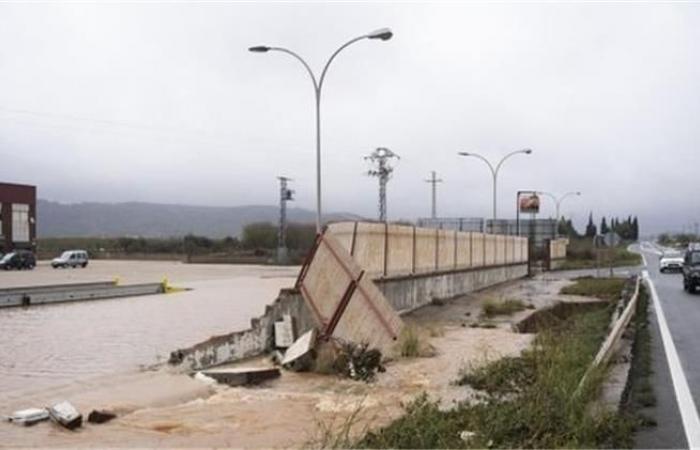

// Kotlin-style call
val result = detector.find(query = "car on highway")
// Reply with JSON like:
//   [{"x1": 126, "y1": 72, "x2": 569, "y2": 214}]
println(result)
[
  {"x1": 660, "y1": 251, "x2": 685, "y2": 273},
  {"x1": 51, "y1": 250, "x2": 89, "y2": 269},
  {"x1": 0, "y1": 250, "x2": 36, "y2": 270},
  {"x1": 682, "y1": 244, "x2": 700, "y2": 293}
]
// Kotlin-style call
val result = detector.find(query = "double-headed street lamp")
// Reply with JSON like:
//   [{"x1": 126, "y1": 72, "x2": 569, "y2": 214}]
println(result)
[
  {"x1": 457, "y1": 149, "x2": 532, "y2": 221},
  {"x1": 537, "y1": 191, "x2": 582, "y2": 222},
  {"x1": 249, "y1": 28, "x2": 393, "y2": 233},
  {"x1": 537, "y1": 191, "x2": 582, "y2": 237}
]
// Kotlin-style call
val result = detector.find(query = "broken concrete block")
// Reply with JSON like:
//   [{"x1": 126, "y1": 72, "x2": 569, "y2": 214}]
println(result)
[
  {"x1": 281, "y1": 329, "x2": 317, "y2": 371},
  {"x1": 8, "y1": 408, "x2": 49, "y2": 426},
  {"x1": 47, "y1": 401, "x2": 82, "y2": 430},
  {"x1": 274, "y1": 314, "x2": 295, "y2": 348},
  {"x1": 87, "y1": 410, "x2": 117, "y2": 424},
  {"x1": 199, "y1": 367, "x2": 280, "y2": 387}
]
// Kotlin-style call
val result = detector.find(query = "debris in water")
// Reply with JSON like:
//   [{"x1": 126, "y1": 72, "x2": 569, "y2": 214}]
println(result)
[
  {"x1": 274, "y1": 314, "x2": 295, "y2": 348},
  {"x1": 193, "y1": 371, "x2": 217, "y2": 385},
  {"x1": 333, "y1": 340, "x2": 384, "y2": 382},
  {"x1": 281, "y1": 329, "x2": 316, "y2": 371},
  {"x1": 48, "y1": 401, "x2": 82, "y2": 430},
  {"x1": 199, "y1": 367, "x2": 280, "y2": 387},
  {"x1": 87, "y1": 410, "x2": 117, "y2": 424},
  {"x1": 7, "y1": 408, "x2": 49, "y2": 426}
]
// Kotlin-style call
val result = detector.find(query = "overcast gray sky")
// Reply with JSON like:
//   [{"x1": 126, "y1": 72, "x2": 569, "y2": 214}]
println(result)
[{"x1": 1, "y1": 2, "x2": 699, "y2": 233}]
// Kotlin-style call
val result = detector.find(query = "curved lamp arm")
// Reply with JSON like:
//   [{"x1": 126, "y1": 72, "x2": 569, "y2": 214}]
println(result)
[
  {"x1": 458, "y1": 152, "x2": 496, "y2": 177},
  {"x1": 318, "y1": 35, "x2": 368, "y2": 92},
  {"x1": 557, "y1": 191, "x2": 581, "y2": 207},
  {"x1": 494, "y1": 148, "x2": 532, "y2": 176},
  {"x1": 537, "y1": 191, "x2": 557, "y2": 204},
  {"x1": 267, "y1": 47, "x2": 319, "y2": 91}
]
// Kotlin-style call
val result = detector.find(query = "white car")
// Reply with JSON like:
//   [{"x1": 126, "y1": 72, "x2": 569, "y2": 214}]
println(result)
[
  {"x1": 660, "y1": 251, "x2": 684, "y2": 273},
  {"x1": 51, "y1": 250, "x2": 89, "y2": 269}
]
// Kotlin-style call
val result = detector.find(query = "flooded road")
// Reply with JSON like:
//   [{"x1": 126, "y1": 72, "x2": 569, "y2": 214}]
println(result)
[{"x1": 0, "y1": 261, "x2": 298, "y2": 398}]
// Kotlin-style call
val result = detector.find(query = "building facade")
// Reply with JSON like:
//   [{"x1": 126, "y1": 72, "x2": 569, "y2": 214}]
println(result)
[{"x1": 0, "y1": 182, "x2": 37, "y2": 253}]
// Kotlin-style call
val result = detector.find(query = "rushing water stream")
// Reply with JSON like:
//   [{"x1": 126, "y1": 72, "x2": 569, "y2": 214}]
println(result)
[{"x1": 0, "y1": 261, "x2": 298, "y2": 398}]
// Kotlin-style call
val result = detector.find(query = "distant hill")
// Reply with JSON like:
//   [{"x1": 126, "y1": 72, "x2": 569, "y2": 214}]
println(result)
[{"x1": 37, "y1": 199, "x2": 363, "y2": 238}]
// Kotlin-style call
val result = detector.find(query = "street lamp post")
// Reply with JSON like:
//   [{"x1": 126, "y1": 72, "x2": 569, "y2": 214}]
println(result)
[
  {"x1": 457, "y1": 149, "x2": 532, "y2": 222},
  {"x1": 249, "y1": 28, "x2": 393, "y2": 233},
  {"x1": 537, "y1": 191, "x2": 582, "y2": 237}
]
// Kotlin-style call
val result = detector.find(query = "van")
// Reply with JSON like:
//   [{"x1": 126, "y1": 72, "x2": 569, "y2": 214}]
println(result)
[
  {"x1": 51, "y1": 250, "x2": 89, "y2": 269},
  {"x1": 0, "y1": 250, "x2": 36, "y2": 270}
]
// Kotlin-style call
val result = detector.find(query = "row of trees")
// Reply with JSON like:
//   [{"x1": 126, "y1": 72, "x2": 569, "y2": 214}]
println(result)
[
  {"x1": 38, "y1": 222, "x2": 317, "y2": 258},
  {"x1": 558, "y1": 214, "x2": 640, "y2": 241}
]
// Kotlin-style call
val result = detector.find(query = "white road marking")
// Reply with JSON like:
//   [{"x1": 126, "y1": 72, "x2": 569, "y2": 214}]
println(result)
[
  {"x1": 643, "y1": 269, "x2": 700, "y2": 448},
  {"x1": 642, "y1": 252, "x2": 648, "y2": 267}
]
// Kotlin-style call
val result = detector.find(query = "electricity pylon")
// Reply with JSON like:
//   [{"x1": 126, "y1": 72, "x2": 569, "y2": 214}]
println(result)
[{"x1": 365, "y1": 147, "x2": 399, "y2": 222}]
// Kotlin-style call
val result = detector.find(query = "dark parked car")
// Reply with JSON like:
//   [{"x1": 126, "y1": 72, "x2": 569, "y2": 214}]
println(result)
[
  {"x1": 682, "y1": 244, "x2": 700, "y2": 293},
  {"x1": 0, "y1": 250, "x2": 36, "y2": 270}
]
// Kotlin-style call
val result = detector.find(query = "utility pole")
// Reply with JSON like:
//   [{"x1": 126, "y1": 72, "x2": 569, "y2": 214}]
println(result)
[
  {"x1": 277, "y1": 176, "x2": 294, "y2": 264},
  {"x1": 424, "y1": 171, "x2": 443, "y2": 219},
  {"x1": 365, "y1": 147, "x2": 399, "y2": 222}
]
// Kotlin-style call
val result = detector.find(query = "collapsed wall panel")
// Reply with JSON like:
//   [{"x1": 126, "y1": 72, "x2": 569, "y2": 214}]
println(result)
[{"x1": 296, "y1": 232, "x2": 403, "y2": 354}]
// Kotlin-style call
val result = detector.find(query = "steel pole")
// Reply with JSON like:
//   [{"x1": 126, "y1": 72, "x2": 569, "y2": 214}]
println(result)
[
  {"x1": 315, "y1": 90, "x2": 321, "y2": 232},
  {"x1": 492, "y1": 171, "x2": 498, "y2": 222}
]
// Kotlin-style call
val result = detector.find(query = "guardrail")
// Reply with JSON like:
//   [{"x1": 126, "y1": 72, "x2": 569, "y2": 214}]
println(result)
[
  {"x1": 576, "y1": 275, "x2": 641, "y2": 393},
  {"x1": 0, "y1": 281, "x2": 166, "y2": 308}
]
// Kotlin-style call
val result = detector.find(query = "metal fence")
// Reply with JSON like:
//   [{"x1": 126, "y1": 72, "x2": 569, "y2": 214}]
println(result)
[
  {"x1": 416, "y1": 217, "x2": 557, "y2": 249},
  {"x1": 416, "y1": 217, "x2": 485, "y2": 232}
]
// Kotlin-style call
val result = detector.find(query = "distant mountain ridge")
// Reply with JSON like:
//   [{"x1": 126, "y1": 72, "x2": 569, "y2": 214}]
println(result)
[{"x1": 37, "y1": 199, "x2": 363, "y2": 238}]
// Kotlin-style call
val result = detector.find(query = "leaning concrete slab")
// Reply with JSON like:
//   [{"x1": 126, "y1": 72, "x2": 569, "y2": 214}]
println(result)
[
  {"x1": 281, "y1": 329, "x2": 316, "y2": 369},
  {"x1": 296, "y1": 232, "x2": 403, "y2": 354}
]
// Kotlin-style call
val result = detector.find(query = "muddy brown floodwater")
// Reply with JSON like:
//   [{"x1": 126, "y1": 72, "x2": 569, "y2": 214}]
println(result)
[{"x1": 0, "y1": 260, "x2": 298, "y2": 401}]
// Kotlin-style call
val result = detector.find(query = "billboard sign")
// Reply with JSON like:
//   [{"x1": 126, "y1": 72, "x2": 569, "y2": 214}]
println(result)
[{"x1": 518, "y1": 192, "x2": 540, "y2": 214}]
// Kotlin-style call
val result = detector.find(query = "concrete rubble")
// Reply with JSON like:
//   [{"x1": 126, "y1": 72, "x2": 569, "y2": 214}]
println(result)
[{"x1": 199, "y1": 367, "x2": 281, "y2": 387}]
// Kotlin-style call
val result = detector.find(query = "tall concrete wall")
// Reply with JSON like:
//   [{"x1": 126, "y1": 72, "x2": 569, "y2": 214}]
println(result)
[
  {"x1": 170, "y1": 222, "x2": 530, "y2": 371},
  {"x1": 326, "y1": 222, "x2": 528, "y2": 277},
  {"x1": 377, "y1": 264, "x2": 528, "y2": 313}
]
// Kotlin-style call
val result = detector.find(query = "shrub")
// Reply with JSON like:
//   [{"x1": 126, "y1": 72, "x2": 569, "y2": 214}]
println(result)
[{"x1": 481, "y1": 299, "x2": 527, "y2": 318}]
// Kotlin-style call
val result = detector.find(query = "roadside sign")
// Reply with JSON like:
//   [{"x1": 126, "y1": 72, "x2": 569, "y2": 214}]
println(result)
[
  {"x1": 518, "y1": 192, "x2": 540, "y2": 214},
  {"x1": 603, "y1": 232, "x2": 621, "y2": 248}
]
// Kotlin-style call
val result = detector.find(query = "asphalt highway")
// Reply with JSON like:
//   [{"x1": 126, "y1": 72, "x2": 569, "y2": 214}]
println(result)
[{"x1": 634, "y1": 243, "x2": 700, "y2": 448}]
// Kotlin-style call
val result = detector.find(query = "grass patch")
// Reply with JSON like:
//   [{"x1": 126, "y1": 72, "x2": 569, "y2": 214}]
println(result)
[
  {"x1": 357, "y1": 305, "x2": 636, "y2": 448},
  {"x1": 560, "y1": 276, "x2": 626, "y2": 301},
  {"x1": 557, "y1": 238, "x2": 642, "y2": 270},
  {"x1": 397, "y1": 325, "x2": 437, "y2": 358},
  {"x1": 481, "y1": 298, "x2": 527, "y2": 318}
]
